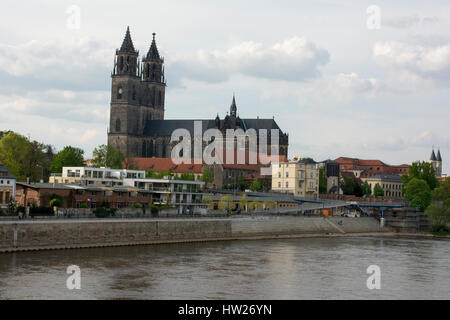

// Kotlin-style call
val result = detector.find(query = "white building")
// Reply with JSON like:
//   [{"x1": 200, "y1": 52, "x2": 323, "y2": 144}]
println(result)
[{"x1": 50, "y1": 167, "x2": 146, "y2": 186}]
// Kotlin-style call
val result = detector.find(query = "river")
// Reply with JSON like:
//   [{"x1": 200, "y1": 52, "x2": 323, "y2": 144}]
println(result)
[{"x1": 0, "y1": 237, "x2": 449, "y2": 299}]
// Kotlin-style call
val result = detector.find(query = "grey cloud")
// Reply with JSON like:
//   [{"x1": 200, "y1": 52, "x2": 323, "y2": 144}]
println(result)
[{"x1": 166, "y1": 37, "x2": 330, "y2": 86}]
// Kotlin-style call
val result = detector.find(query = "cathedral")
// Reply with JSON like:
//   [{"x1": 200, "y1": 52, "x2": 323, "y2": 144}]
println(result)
[{"x1": 108, "y1": 27, "x2": 289, "y2": 159}]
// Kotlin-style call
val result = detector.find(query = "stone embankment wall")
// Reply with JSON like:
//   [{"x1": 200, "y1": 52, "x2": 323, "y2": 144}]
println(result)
[{"x1": 0, "y1": 216, "x2": 384, "y2": 252}]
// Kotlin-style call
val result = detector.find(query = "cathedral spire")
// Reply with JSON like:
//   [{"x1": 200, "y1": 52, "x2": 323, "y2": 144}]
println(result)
[
  {"x1": 230, "y1": 94, "x2": 237, "y2": 118},
  {"x1": 146, "y1": 32, "x2": 161, "y2": 60},
  {"x1": 119, "y1": 26, "x2": 137, "y2": 53},
  {"x1": 430, "y1": 148, "x2": 437, "y2": 161}
]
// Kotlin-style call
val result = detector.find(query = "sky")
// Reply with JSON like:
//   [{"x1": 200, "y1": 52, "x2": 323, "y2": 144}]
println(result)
[{"x1": 0, "y1": 0, "x2": 449, "y2": 174}]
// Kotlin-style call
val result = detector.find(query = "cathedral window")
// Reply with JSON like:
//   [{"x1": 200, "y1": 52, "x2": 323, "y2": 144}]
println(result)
[
  {"x1": 115, "y1": 119, "x2": 121, "y2": 132},
  {"x1": 117, "y1": 87, "x2": 123, "y2": 99}
]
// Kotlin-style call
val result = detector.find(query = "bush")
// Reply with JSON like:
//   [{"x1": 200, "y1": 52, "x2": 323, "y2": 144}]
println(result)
[
  {"x1": 93, "y1": 207, "x2": 111, "y2": 218},
  {"x1": 49, "y1": 198, "x2": 62, "y2": 208},
  {"x1": 430, "y1": 223, "x2": 450, "y2": 236}
]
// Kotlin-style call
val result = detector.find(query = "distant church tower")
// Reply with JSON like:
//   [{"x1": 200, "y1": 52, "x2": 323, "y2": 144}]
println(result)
[{"x1": 430, "y1": 148, "x2": 443, "y2": 177}]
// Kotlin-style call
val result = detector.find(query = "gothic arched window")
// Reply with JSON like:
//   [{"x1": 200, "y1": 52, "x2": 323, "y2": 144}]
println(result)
[
  {"x1": 115, "y1": 119, "x2": 121, "y2": 132},
  {"x1": 142, "y1": 141, "x2": 147, "y2": 157},
  {"x1": 158, "y1": 91, "x2": 162, "y2": 106},
  {"x1": 117, "y1": 86, "x2": 123, "y2": 99}
]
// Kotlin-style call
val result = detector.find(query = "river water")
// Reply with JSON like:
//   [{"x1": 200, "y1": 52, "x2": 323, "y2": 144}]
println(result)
[{"x1": 0, "y1": 237, "x2": 449, "y2": 300}]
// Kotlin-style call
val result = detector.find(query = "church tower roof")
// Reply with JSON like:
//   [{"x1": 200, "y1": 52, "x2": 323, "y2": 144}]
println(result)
[
  {"x1": 430, "y1": 149, "x2": 437, "y2": 161},
  {"x1": 119, "y1": 26, "x2": 137, "y2": 53},
  {"x1": 437, "y1": 149, "x2": 442, "y2": 162},
  {"x1": 230, "y1": 94, "x2": 237, "y2": 118},
  {"x1": 146, "y1": 33, "x2": 160, "y2": 60}
]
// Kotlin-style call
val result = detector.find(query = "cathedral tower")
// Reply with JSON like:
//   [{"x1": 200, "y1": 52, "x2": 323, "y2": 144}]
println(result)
[
  {"x1": 430, "y1": 148, "x2": 443, "y2": 177},
  {"x1": 141, "y1": 33, "x2": 166, "y2": 120},
  {"x1": 108, "y1": 27, "x2": 142, "y2": 157}
]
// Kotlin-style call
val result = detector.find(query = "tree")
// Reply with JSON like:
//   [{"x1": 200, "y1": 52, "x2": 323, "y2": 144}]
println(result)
[
  {"x1": 340, "y1": 174, "x2": 362, "y2": 196},
  {"x1": 362, "y1": 181, "x2": 372, "y2": 197},
  {"x1": 50, "y1": 146, "x2": 85, "y2": 173},
  {"x1": 239, "y1": 194, "x2": 248, "y2": 211},
  {"x1": 218, "y1": 195, "x2": 233, "y2": 212},
  {"x1": 404, "y1": 178, "x2": 432, "y2": 212},
  {"x1": 432, "y1": 177, "x2": 450, "y2": 202},
  {"x1": 200, "y1": 167, "x2": 214, "y2": 184},
  {"x1": 319, "y1": 167, "x2": 327, "y2": 194},
  {"x1": 0, "y1": 132, "x2": 48, "y2": 182},
  {"x1": 373, "y1": 183, "x2": 384, "y2": 197},
  {"x1": 92, "y1": 144, "x2": 125, "y2": 169},
  {"x1": 179, "y1": 172, "x2": 195, "y2": 181},
  {"x1": 402, "y1": 161, "x2": 438, "y2": 191},
  {"x1": 250, "y1": 178, "x2": 263, "y2": 192}
]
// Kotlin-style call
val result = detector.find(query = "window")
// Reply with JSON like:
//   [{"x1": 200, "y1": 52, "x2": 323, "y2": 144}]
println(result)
[
  {"x1": 286, "y1": 172, "x2": 289, "y2": 178},
  {"x1": 278, "y1": 182, "x2": 281, "y2": 188},
  {"x1": 115, "y1": 118, "x2": 121, "y2": 132},
  {"x1": 117, "y1": 87, "x2": 123, "y2": 99},
  {"x1": 278, "y1": 172, "x2": 281, "y2": 178},
  {"x1": 285, "y1": 181, "x2": 289, "y2": 188}
]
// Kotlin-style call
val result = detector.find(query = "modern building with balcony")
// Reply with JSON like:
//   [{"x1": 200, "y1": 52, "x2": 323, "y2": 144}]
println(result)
[{"x1": 49, "y1": 167, "x2": 146, "y2": 187}]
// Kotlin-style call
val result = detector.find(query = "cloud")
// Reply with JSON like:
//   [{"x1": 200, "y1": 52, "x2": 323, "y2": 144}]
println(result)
[
  {"x1": 168, "y1": 37, "x2": 330, "y2": 85},
  {"x1": 0, "y1": 90, "x2": 109, "y2": 123},
  {"x1": 0, "y1": 38, "x2": 113, "y2": 92},
  {"x1": 373, "y1": 41, "x2": 450, "y2": 78},
  {"x1": 294, "y1": 72, "x2": 380, "y2": 105}
]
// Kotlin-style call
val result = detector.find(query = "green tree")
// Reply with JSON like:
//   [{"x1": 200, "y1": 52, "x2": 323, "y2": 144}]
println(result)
[
  {"x1": 362, "y1": 181, "x2": 372, "y2": 197},
  {"x1": 200, "y1": 167, "x2": 214, "y2": 184},
  {"x1": 250, "y1": 178, "x2": 263, "y2": 192},
  {"x1": 404, "y1": 178, "x2": 432, "y2": 212},
  {"x1": 402, "y1": 161, "x2": 438, "y2": 190},
  {"x1": 340, "y1": 174, "x2": 362, "y2": 196},
  {"x1": 432, "y1": 177, "x2": 450, "y2": 202},
  {"x1": 239, "y1": 194, "x2": 248, "y2": 211},
  {"x1": 319, "y1": 167, "x2": 327, "y2": 194},
  {"x1": 179, "y1": 172, "x2": 195, "y2": 181},
  {"x1": 218, "y1": 195, "x2": 233, "y2": 212},
  {"x1": 50, "y1": 146, "x2": 85, "y2": 173},
  {"x1": 0, "y1": 132, "x2": 48, "y2": 182},
  {"x1": 373, "y1": 183, "x2": 384, "y2": 197},
  {"x1": 92, "y1": 144, "x2": 125, "y2": 169}
]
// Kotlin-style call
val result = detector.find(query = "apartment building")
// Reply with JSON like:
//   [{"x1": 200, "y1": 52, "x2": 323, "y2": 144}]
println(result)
[{"x1": 271, "y1": 158, "x2": 319, "y2": 198}]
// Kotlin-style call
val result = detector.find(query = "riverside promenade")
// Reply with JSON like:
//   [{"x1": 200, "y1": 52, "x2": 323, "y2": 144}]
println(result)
[{"x1": 0, "y1": 215, "x2": 395, "y2": 253}]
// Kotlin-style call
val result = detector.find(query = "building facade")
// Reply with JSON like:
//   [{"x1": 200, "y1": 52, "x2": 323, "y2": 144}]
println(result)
[
  {"x1": 271, "y1": 159, "x2": 319, "y2": 198},
  {"x1": 107, "y1": 27, "x2": 289, "y2": 159},
  {"x1": 50, "y1": 167, "x2": 146, "y2": 186},
  {"x1": 0, "y1": 164, "x2": 16, "y2": 209},
  {"x1": 361, "y1": 174, "x2": 403, "y2": 198}
]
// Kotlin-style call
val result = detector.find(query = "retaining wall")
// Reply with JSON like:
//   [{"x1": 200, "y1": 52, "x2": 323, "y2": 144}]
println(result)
[{"x1": 0, "y1": 216, "x2": 384, "y2": 252}]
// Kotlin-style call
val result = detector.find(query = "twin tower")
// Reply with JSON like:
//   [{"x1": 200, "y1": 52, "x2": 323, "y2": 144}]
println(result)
[{"x1": 108, "y1": 27, "x2": 166, "y2": 156}]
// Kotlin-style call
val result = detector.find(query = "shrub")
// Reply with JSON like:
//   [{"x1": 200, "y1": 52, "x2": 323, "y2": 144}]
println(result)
[
  {"x1": 49, "y1": 198, "x2": 62, "y2": 208},
  {"x1": 93, "y1": 207, "x2": 110, "y2": 218},
  {"x1": 430, "y1": 223, "x2": 450, "y2": 236}
]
